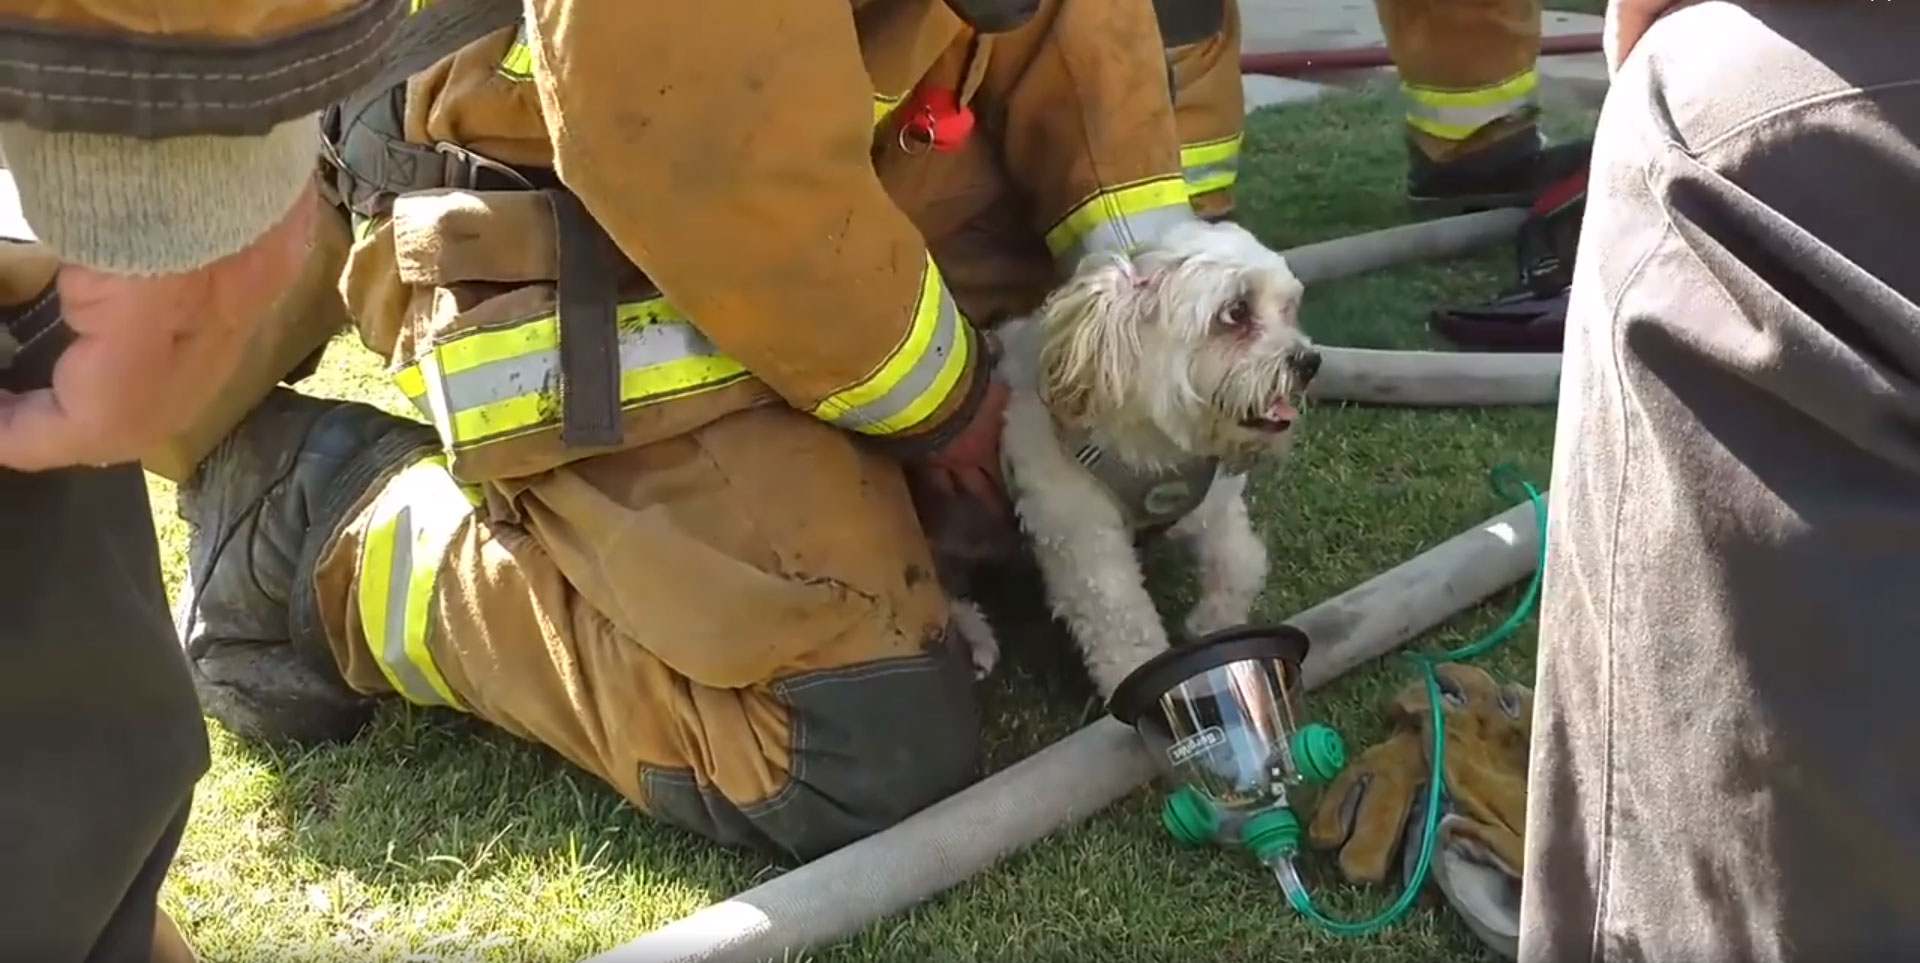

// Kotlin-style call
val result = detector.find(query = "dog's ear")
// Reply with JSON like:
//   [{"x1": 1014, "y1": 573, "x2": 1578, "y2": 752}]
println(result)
[{"x1": 1036, "y1": 251, "x2": 1145, "y2": 426}]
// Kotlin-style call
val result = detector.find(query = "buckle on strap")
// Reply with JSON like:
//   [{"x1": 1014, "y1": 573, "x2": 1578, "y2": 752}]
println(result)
[{"x1": 435, "y1": 142, "x2": 536, "y2": 193}]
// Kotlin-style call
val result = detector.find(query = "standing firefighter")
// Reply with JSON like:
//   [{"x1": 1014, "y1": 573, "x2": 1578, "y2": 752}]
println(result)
[
  {"x1": 176, "y1": 0, "x2": 1234, "y2": 865},
  {"x1": 1154, "y1": 0, "x2": 1590, "y2": 219},
  {"x1": 0, "y1": 2, "x2": 407, "y2": 960},
  {"x1": 1375, "y1": 0, "x2": 1591, "y2": 214}
]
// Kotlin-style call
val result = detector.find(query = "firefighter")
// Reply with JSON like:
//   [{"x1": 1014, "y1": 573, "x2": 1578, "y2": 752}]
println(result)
[
  {"x1": 176, "y1": 0, "x2": 1221, "y2": 865},
  {"x1": 1375, "y1": 0, "x2": 1592, "y2": 214}
]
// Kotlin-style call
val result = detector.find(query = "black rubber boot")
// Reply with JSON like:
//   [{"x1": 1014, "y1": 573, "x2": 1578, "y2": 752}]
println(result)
[
  {"x1": 1406, "y1": 126, "x2": 1592, "y2": 218},
  {"x1": 175, "y1": 387, "x2": 440, "y2": 747}
]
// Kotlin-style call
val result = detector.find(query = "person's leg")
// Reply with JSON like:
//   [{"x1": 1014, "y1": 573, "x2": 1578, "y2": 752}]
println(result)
[
  {"x1": 1372, "y1": 0, "x2": 1588, "y2": 215},
  {"x1": 1162, "y1": 0, "x2": 1245, "y2": 221},
  {"x1": 1522, "y1": 3, "x2": 1920, "y2": 958},
  {"x1": 180, "y1": 389, "x2": 981, "y2": 864},
  {"x1": 0, "y1": 242, "x2": 210, "y2": 962}
]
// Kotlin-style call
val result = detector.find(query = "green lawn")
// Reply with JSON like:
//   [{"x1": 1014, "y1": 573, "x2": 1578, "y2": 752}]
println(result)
[{"x1": 147, "y1": 85, "x2": 1594, "y2": 961}]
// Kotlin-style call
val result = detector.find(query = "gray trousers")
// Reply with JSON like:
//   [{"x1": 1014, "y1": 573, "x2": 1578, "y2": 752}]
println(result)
[
  {"x1": 0, "y1": 281, "x2": 209, "y2": 961},
  {"x1": 1521, "y1": 2, "x2": 1920, "y2": 959}
]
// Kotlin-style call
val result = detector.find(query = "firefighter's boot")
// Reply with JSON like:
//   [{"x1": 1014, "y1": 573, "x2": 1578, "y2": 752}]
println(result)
[
  {"x1": 175, "y1": 387, "x2": 440, "y2": 746},
  {"x1": 1406, "y1": 126, "x2": 1592, "y2": 217}
]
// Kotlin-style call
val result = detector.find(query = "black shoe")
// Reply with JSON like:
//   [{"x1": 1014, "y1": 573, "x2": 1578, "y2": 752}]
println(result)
[
  {"x1": 1406, "y1": 127, "x2": 1592, "y2": 218},
  {"x1": 176, "y1": 388, "x2": 439, "y2": 746}
]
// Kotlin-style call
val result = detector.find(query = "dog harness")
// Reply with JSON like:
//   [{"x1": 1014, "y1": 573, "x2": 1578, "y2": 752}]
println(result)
[{"x1": 1041, "y1": 423, "x2": 1222, "y2": 533}]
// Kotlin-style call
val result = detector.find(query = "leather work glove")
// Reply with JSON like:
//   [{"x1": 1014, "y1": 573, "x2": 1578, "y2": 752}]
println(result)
[{"x1": 1306, "y1": 662, "x2": 1533, "y2": 959}]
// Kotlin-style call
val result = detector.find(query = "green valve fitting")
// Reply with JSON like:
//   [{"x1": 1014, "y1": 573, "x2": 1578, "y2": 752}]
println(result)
[
  {"x1": 1241, "y1": 807, "x2": 1303, "y2": 864},
  {"x1": 1290, "y1": 723, "x2": 1348, "y2": 784},
  {"x1": 1161, "y1": 786, "x2": 1220, "y2": 847}
]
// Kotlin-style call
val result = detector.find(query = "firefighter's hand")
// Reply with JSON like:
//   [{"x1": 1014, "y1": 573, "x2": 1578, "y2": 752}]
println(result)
[
  {"x1": 0, "y1": 183, "x2": 317, "y2": 472},
  {"x1": 1604, "y1": 0, "x2": 1694, "y2": 73},
  {"x1": 909, "y1": 374, "x2": 1013, "y2": 523}
]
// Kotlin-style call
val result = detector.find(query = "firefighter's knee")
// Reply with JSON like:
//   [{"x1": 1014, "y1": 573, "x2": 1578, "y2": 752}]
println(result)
[{"x1": 642, "y1": 631, "x2": 984, "y2": 864}]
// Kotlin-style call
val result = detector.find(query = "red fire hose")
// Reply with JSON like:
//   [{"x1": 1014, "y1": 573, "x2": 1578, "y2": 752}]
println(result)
[{"x1": 1240, "y1": 34, "x2": 1603, "y2": 76}]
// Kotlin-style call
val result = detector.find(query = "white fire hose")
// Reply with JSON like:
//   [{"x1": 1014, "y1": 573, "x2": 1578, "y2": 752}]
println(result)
[
  {"x1": 590, "y1": 497, "x2": 1545, "y2": 963},
  {"x1": 1279, "y1": 207, "x2": 1563, "y2": 409}
]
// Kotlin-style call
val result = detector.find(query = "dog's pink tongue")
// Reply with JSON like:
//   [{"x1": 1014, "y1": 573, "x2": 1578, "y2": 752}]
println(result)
[{"x1": 1266, "y1": 400, "x2": 1298, "y2": 423}]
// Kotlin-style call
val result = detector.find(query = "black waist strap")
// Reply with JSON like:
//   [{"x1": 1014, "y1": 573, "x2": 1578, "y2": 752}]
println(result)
[{"x1": 546, "y1": 189, "x2": 624, "y2": 448}]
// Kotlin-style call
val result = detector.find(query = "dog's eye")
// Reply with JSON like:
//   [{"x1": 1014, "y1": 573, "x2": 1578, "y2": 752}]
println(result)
[{"x1": 1222, "y1": 298, "x2": 1253, "y2": 328}]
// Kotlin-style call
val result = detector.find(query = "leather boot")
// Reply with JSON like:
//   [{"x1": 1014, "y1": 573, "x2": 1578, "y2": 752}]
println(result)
[
  {"x1": 1405, "y1": 126, "x2": 1592, "y2": 218},
  {"x1": 176, "y1": 387, "x2": 440, "y2": 747}
]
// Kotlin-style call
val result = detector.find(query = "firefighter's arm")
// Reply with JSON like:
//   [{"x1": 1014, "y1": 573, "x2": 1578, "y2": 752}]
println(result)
[
  {"x1": 524, "y1": 0, "x2": 989, "y2": 456},
  {"x1": 987, "y1": 0, "x2": 1198, "y2": 273},
  {"x1": 0, "y1": 0, "x2": 401, "y2": 273}
]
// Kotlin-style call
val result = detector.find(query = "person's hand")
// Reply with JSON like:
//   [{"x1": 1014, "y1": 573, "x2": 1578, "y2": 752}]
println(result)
[
  {"x1": 908, "y1": 374, "x2": 1012, "y2": 522},
  {"x1": 0, "y1": 183, "x2": 319, "y2": 472},
  {"x1": 1605, "y1": 0, "x2": 1692, "y2": 74}
]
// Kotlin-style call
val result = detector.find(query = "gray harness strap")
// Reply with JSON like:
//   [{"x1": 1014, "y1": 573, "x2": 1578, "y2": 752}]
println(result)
[{"x1": 1049, "y1": 423, "x2": 1220, "y2": 532}]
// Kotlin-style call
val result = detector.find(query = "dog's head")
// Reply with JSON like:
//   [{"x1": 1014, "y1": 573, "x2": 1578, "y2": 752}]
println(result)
[{"x1": 1035, "y1": 220, "x2": 1317, "y2": 464}]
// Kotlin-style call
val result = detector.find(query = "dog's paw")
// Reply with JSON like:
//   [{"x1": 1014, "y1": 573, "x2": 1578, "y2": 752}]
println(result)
[
  {"x1": 1183, "y1": 596, "x2": 1249, "y2": 640},
  {"x1": 950, "y1": 599, "x2": 1000, "y2": 680}
]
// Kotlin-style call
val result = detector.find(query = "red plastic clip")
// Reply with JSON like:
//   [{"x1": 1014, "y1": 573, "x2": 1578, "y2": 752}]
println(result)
[{"x1": 901, "y1": 86, "x2": 975, "y2": 153}]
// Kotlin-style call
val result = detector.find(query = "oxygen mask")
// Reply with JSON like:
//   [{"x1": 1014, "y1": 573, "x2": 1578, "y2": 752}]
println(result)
[{"x1": 1108, "y1": 625, "x2": 1347, "y2": 867}]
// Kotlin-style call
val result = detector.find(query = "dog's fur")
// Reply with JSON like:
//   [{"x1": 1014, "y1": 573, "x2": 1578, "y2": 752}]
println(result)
[{"x1": 935, "y1": 220, "x2": 1318, "y2": 697}]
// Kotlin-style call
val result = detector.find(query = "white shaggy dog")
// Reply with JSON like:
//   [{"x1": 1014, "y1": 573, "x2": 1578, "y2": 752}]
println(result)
[{"x1": 939, "y1": 219, "x2": 1319, "y2": 698}]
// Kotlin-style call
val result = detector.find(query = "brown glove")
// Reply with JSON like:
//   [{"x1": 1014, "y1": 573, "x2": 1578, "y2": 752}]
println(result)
[
  {"x1": 1304, "y1": 725, "x2": 1428, "y2": 884},
  {"x1": 1306, "y1": 662, "x2": 1533, "y2": 883}
]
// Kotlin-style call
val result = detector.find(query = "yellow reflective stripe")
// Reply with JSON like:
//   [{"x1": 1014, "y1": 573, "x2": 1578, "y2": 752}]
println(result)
[
  {"x1": 1403, "y1": 69, "x2": 1540, "y2": 142},
  {"x1": 408, "y1": 0, "x2": 431, "y2": 12},
  {"x1": 354, "y1": 454, "x2": 480, "y2": 710},
  {"x1": 498, "y1": 19, "x2": 534, "y2": 80},
  {"x1": 393, "y1": 363, "x2": 426, "y2": 404},
  {"x1": 396, "y1": 298, "x2": 750, "y2": 450},
  {"x1": 874, "y1": 92, "x2": 904, "y2": 127},
  {"x1": 808, "y1": 257, "x2": 970, "y2": 436},
  {"x1": 352, "y1": 212, "x2": 386, "y2": 244},
  {"x1": 1044, "y1": 176, "x2": 1198, "y2": 265},
  {"x1": 1181, "y1": 133, "x2": 1241, "y2": 197}
]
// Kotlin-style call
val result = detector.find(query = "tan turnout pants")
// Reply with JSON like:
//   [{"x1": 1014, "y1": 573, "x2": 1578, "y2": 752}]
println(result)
[
  {"x1": 1374, "y1": 0, "x2": 1543, "y2": 160},
  {"x1": 1165, "y1": 0, "x2": 1246, "y2": 219}
]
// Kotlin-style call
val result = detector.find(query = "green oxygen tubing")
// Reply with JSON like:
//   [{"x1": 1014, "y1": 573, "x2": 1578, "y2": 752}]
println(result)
[{"x1": 1281, "y1": 464, "x2": 1548, "y2": 936}]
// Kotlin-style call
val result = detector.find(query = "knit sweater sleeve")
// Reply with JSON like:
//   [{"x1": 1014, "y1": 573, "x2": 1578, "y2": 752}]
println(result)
[{"x1": 0, "y1": 115, "x2": 321, "y2": 275}]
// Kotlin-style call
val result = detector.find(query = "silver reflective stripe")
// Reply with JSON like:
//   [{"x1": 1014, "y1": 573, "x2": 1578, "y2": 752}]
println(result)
[
  {"x1": 1184, "y1": 156, "x2": 1237, "y2": 190},
  {"x1": 379, "y1": 505, "x2": 457, "y2": 707},
  {"x1": 1057, "y1": 205, "x2": 1198, "y2": 268},
  {"x1": 830, "y1": 291, "x2": 962, "y2": 432},
  {"x1": 1406, "y1": 98, "x2": 1534, "y2": 136},
  {"x1": 436, "y1": 320, "x2": 728, "y2": 416}
]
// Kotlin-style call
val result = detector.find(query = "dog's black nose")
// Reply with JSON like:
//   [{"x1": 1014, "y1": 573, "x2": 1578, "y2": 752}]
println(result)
[{"x1": 1292, "y1": 348, "x2": 1323, "y2": 383}]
